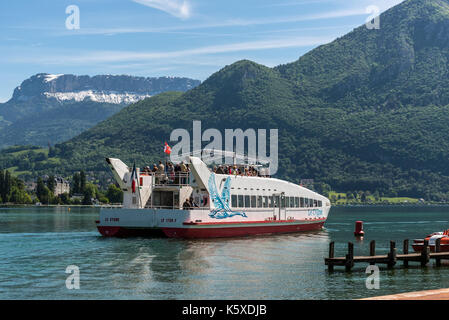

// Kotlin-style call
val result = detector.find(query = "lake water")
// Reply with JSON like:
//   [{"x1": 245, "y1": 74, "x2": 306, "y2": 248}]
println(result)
[{"x1": 1, "y1": 205, "x2": 449, "y2": 300}]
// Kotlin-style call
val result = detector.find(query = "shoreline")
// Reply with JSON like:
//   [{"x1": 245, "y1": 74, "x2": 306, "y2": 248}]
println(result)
[
  {"x1": 333, "y1": 203, "x2": 449, "y2": 207},
  {"x1": 0, "y1": 204, "x2": 120, "y2": 208}
]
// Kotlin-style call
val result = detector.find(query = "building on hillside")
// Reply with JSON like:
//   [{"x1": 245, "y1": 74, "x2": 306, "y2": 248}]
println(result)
[
  {"x1": 54, "y1": 177, "x2": 70, "y2": 196},
  {"x1": 42, "y1": 176, "x2": 70, "y2": 196}
]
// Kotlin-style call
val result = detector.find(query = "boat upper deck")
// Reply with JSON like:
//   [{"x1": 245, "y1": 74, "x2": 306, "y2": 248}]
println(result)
[{"x1": 138, "y1": 162, "x2": 272, "y2": 188}]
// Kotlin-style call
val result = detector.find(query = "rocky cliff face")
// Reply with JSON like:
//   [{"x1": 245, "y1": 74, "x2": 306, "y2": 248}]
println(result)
[
  {"x1": 0, "y1": 73, "x2": 200, "y2": 147},
  {"x1": 11, "y1": 73, "x2": 200, "y2": 104}
]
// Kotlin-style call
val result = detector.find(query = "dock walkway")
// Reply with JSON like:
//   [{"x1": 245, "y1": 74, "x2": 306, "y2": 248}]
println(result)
[{"x1": 325, "y1": 239, "x2": 449, "y2": 271}]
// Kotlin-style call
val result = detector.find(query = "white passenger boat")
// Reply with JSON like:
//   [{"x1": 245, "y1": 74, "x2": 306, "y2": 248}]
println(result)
[{"x1": 96, "y1": 154, "x2": 331, "y2": 238}]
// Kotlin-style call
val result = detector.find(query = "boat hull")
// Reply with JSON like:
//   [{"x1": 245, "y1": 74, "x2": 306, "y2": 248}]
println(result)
[
  {"x1": 96, "y1": 207, "x2": 329, "y2": 239},
  {"x1": 97, "y1": 225, "x2": 166, "y2": 238},
  {"x1": 412, "y1": 242, "x2": 449, "y2": 253},
  {"x1": 162, "y1": 220, "x2": 325, "y2": 238},
  {"x1": 97, "y1": 220, "x2": 325, "y2": 239}
]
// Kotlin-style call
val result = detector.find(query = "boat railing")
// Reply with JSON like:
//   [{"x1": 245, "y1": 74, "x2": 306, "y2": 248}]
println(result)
[
  {"x1": 140, "y1": 172, "x2": 191, "y2": 187},
  {"x1": 144, "y1": 205, "x2": 211, "y2": 210}
]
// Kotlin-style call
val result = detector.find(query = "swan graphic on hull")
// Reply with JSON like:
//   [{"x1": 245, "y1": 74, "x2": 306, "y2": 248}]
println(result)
[{"x1": 208, "y1": 173, "x2": 247, "y2": 219}]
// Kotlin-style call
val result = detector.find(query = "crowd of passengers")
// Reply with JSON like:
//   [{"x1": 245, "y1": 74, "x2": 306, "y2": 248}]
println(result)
[
  {"x1": 212, "y1": 165, "x2": 270, "y2": 177},
  {"x1": 140, "y1": 161, "x2": 270, "y2": 183},
  {"x1": 141, "y1": 161, "x2": 191, "y2": 175},
  {"x1": 140, "y1": 161, "x2": 190, "y2": 184}
]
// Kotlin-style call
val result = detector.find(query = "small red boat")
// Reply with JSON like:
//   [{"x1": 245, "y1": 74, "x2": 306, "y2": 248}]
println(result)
[{"x1": 412, "y1": 230, "x2": 449, "y2": 252}]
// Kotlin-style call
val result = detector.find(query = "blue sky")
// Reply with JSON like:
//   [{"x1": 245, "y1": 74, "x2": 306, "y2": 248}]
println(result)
[{"x1": 0, "y1": 0, "x2": 403, "y2": 102}]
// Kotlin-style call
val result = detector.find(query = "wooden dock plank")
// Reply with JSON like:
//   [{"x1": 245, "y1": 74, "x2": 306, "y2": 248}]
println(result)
[{"x1": 325, "y1": 240, "x2": 449, "y2": 271}]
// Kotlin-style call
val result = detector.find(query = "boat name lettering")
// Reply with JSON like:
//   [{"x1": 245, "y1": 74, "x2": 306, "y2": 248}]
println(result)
[{"x1": 308, "y1": 209, "x2": 323, "y2": 217}]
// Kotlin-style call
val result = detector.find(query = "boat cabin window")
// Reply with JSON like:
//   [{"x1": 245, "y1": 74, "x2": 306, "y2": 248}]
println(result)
[
  {"x1": 232, "y1": 195, "x2": 237, "y2": 207},
  {"x1": 238, "y1": 195, "x2": 244, "y2": 207},
  {"x1": 257, "y1": 196, "x2": 263, "y2": 208},
  {"x1": 263, "y1": 196, "x2": 268, "y2": 208},
  {"x1": 244, "y1": 195, "x2": 250, "y2": 207},
  {"x1": 251, "y1": 196, "x2": 257, "y2": 208},
  {"x1": 229, "y1": 192, "x2": 322, "y2": 209},
  {"x1": 152, "y1": 191, "x2": 174, "y2": 208}
]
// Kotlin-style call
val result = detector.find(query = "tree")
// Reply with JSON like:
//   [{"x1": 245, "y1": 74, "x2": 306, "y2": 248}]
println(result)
[
  {"x1": 4, "y1": 170, "x2": 11, "y2": 203},
  {"x1": 58, "y1": 193, "x2": 71, "y2": 205},
  {"x1": 0, "y1": 170, "x2": 5, "y2": 203},
  {"x1": 36, "y1": 177, "x2": 51, "y2": 204},
  {"x1": 106, "y1": 184, "x2": 123, "y2": 204},
  {"x1": 72, "y1": 172, "x2": 80, "y2": 194},
  {"x1": 82, "y1": 183, "x2": 97, "y2": 205},
  {"x1": 9, "y1": 186, "x2": 32, "y2": 204},
  {"x1": 361, "y1": 192, "x2": 367, "y2": 203},
  {"x1": 47, "y1": 175, "x2": 55, "y2": 193},
  {"x1": 80, "y1": 171, "x2": 86, "y2": 193}
]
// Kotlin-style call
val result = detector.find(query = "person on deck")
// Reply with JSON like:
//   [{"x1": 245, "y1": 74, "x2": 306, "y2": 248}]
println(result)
[
  {"x1": 183, "y1": 198, "x2": 191, "y2": 209},
  {"x1": 190, "y1": 197, "x2": 199, "y2": 208},
  {"x1": 157, "y1": 161, "x2": 166, "y2": 184}
]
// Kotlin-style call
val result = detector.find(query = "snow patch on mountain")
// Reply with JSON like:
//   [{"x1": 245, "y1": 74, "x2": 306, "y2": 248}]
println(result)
[
  {"x1": 44, "y1": 90, "x2": 152, "y2": 104},
  {"x1": 44, "y1": 74, "x2": 64, "y2": 82}
]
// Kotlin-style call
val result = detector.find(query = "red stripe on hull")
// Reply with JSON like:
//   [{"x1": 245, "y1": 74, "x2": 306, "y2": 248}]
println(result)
[
  {"x1": 161, "y1": 221, "x2": 325, "y2": 239},
  {"x1": 97, "y1": 226, "x2": 165, "y2": 238},
  {"x1": 183, "y1": 218, "x2": 325, "y2": 226}
]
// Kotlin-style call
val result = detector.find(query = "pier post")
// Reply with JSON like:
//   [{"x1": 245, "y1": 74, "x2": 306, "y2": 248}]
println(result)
[
  {"x1": 369, "y1": 240, "x2": 376, "y2": 265},
  {"x1": 328, "y1": 241, "x2": 335, "y2": 272},
  {"x1": 421, "y1": 239, "x2": 430, "y2": 267},
  {"x1": 403, "y1": 239, "x2": 409, "y2": 267},
  {"x1": 435, "y1": 238, "x2": 441, "y2": 267},
  {"x1": 388, "y1": 241, "x2": 397, "y2": 268},
  {"x1": 345, "y1": 242, "x2": 354, "y2": 272}
]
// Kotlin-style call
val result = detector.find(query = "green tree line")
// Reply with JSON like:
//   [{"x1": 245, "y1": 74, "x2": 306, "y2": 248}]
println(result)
[{"x1": 0, "y1": 169, "x2": 32, "y2": 204}]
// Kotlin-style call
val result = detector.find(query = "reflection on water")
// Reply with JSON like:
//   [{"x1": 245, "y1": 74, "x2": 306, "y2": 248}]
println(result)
[{"x1": 1, "y1": 206, "x2": 449, "y2": 299}]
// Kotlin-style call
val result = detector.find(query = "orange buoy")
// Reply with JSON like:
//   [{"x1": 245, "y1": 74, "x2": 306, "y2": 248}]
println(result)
[{"x1": 354, "y1": 221, "x2": 364, "y2": 237}]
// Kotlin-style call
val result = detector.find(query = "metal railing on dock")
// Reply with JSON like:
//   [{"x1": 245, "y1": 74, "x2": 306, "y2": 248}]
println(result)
[{"x1": 325, "y1": 238, "x2": 447, "y2": 272}]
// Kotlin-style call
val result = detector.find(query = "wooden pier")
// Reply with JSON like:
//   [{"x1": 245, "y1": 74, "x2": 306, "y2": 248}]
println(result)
[{"x1": 325, "y1": 239, "x2": 449, "y2": 271}]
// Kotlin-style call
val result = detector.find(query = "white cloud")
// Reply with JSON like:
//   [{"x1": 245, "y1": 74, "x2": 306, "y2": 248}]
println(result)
[
  {"x1": 58, "y1": 8, "x2": 366, "y2": 36},
  {"x1": 9, "y1": 35, "x2": 335, "y2": 65},
  {"x1": 132, "y1": 0, "x2": 191, "y2": 19}
]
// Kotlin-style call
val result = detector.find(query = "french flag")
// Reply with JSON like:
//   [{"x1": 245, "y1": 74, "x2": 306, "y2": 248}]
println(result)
[{"x1": 130, "y1": 162, "x2": 138, "y2": 193}]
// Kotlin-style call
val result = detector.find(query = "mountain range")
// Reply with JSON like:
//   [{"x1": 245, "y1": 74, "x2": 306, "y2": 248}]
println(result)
[
  {"x1": 2, "y1": 0, "x2": 449, "y2": 200},
  {"x1": 0, "y1": 74, "x2": 200, "y2": 148}
]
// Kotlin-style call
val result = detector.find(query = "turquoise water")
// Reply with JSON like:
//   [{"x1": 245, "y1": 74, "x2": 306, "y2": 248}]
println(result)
[{"x1": 1, "y1": 206, "x2": 449, "y2": 299}]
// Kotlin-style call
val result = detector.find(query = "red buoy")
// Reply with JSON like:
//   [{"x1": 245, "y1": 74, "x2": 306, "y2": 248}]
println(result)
[{"x1": 354, "y1": 221, "x2": 364, "y2": 237}]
